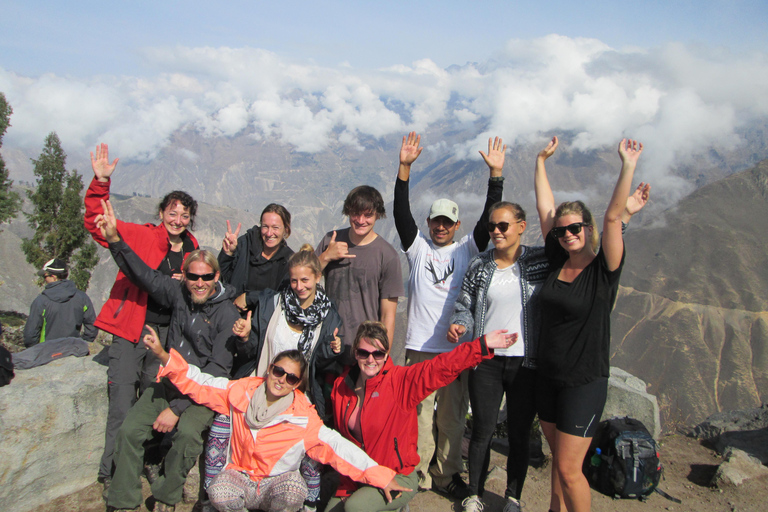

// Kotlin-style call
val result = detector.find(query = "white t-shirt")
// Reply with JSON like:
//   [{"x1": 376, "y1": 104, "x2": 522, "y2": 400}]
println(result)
[
  {"x1": 404, "y1": 230, "x2": 479, "y2": 353},
  {"x1": 484, "y1": 247, "x2": 536, "y2": 357}
]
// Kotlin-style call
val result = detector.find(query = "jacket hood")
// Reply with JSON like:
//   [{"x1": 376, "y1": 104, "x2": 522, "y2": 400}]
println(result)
[{"x1": 42, "y1": 279, "x2": 79, "y2": 302}]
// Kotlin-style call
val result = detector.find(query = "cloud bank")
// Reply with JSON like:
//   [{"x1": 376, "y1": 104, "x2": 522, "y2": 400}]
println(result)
[{"x1": 1, "y1": 35, "x2": 767, "y2": 200}]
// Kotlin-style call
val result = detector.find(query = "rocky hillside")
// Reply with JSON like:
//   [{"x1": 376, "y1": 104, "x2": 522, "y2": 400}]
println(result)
[{"x1": 611, "y1": 160, "x2": 768, "y2": 425}]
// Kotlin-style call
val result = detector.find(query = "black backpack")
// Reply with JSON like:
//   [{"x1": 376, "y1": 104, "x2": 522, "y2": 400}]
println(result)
[{"x1": 583, "y1": 417, "x2": 661, "y2": 501}]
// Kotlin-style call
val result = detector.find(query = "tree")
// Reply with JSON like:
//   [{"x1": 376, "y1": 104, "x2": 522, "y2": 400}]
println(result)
[
  {"x1": 22, "y1": 132, "x2": 98, "y2": 290},
  {"x1": 0, "y1": 92, "x2": 21, "y2": 227}
]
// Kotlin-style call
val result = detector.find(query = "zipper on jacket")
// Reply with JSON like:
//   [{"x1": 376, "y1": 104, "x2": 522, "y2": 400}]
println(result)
[
  {"x1": 113, "y1": 288, "x2": 129, "y2": 318},
  {"x1": 394, "y1": 437, "x2": 404, "y2": 470}
]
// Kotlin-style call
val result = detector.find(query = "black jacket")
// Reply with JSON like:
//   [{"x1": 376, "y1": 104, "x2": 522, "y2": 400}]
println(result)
[
  {"x1": 24, "y1": 279, "x2": 97, "y2": 347},
  {"x1": 110, "y1": 239, "x2": 240, "y2": 415},
  {"x1": 218, "y1": 226, "x2": 294, "y2": 295}
]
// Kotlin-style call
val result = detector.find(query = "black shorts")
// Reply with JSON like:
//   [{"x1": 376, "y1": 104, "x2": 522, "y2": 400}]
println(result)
[{"x1": 536, "y1": 375, "x2": 608, "y2": 438}]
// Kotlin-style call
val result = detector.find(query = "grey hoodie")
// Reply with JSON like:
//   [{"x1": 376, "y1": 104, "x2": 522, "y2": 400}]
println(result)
[{"x1": 23, "y1": 279, "x2": 97, "y2": 347}]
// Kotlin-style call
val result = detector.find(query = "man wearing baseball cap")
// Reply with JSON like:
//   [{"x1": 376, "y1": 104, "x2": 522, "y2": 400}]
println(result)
[
  {"x1": 23, "y1": 258, "x2": 97, "y2": 346},
  {"x1": 392, "y1": 132, "x2": 506, "y2": 497}
]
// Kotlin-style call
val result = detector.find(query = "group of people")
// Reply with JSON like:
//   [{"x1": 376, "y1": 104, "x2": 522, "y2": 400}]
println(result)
[{"x1": 23, "y1": 131, "x2": 648, "y2": 512}]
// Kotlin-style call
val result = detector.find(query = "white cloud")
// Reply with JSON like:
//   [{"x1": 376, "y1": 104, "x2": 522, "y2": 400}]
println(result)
[{"x1": 2, "y1": 35, "x2": 768, "y2": 203}]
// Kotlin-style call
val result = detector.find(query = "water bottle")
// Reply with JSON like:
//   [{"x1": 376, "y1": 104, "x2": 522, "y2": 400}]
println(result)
[{"x1": 590, "y1": 447, "x2": 602, "y2": 467}]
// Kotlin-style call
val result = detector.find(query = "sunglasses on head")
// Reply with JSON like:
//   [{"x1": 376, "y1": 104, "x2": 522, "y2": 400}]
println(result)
[
  {"x1": 269, "y1": 364, "x2": 301, "y2": 386},
  {"x1": 185, "y1": 271, "x2": 216, "y2": 281},
  {"x1": 551, "y1": 222, "x2": 587, "y2": 238},
  {"x1": 355, "y1": 348, "x2": 387, "y2": 361}
]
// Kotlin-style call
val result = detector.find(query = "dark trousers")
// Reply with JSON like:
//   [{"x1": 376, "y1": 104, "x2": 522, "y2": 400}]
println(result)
[
  {"x1": 108, "y1": 382, "x2": 214, "y2": 509},
  {"x1": 99, "y1": 326, "x2": 166, "y2": 479},
  {"x1": 467, "y1": 356, "x2": 537, "y2": 500}
]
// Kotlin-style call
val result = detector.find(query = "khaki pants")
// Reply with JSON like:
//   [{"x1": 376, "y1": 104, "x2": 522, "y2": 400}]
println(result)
[{"x1": 406, "y1": 349, "x2": 470, "y2": 489}]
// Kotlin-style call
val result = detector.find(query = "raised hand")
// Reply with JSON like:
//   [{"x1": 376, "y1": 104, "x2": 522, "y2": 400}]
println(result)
[
  {"x1": 484, "y1": 329, "x2": 518, "y2": 350},
  {"x1": 618, "y1": 138, "x2": 643, "y2": 165},
  {"x1": 330, "y1": 328, "x2": 342, "y2": 354},
  {"x1": 143, "y1": 324, "x2": 170, "y2": 365},
  {"x1": 479, "y1": 136, "x2": 506, "y2": 177},
  {"x1": 90, "y1": 143, "x2": 119, "y2": 182},
  {"x1": 323, "y1": 231, "x2": 356, "y2": 262},
  {"x1": 95, "y1": 199, "x2": 120, "y2": 243},
  {"x1": 222, "y1": 220, "x2": 242, "y2": 256},
  {"x1": 447, "y1": 324, "x2": 467, "y2": 344},
  {"x1": 538, "y1": 136, "x2": 559, "y2": 161},
  {"x1": 233, "y1": 310, "x2": 253, "y2": 341},
  {"x1": 624, "y1": 182, "x2": 651, "y2": 218},
  {"x1": 399, "y1": 132, "x2": 423, "y2": 166}
]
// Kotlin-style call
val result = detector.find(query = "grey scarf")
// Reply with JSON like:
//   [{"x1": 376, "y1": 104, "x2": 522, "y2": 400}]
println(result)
[{"x1": 244, "y1": 383, "x2": 294, "y2": 430}]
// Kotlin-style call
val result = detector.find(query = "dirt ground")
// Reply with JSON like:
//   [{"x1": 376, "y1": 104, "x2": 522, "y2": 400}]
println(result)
[{"x1": 35, "y1": 433, "x2": 766, "y2": 512}]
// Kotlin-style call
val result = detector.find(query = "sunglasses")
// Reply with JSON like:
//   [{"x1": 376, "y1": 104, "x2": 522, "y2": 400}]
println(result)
[
  {"x1": 269, "y1": 364, "x2": 301, "y2": 386},
  {"x1": 355, "y1": 348, "x2": 387, "y2": 361},
  {"x1": 487, "y1": 220, "x2": 521, "y2": 233},
  {"x1": 551, "y1": 222, "x2": 587, "y2": 238},
  {"x1": 185, "y1": 271, "x2": 216, "y2": 281}
]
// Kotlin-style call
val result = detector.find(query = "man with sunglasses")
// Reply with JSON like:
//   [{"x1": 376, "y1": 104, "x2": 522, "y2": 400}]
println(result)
[
  {"x1": 95, "y1": 199, "x2": 240, "y2": 512},
  {"x1": 392, "y1": 132, "x2": 504, "y2": 497}
]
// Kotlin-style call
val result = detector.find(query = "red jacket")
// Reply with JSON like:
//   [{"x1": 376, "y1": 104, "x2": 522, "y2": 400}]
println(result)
[
  {"x1": 330, "y1": 336, "x2": 494, "y2": 496},
  {"x1": 84, "y1": 178, "x2": 199, "y2": 342}
]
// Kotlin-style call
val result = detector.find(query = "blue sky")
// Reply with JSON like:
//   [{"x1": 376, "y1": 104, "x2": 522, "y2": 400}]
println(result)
[
  {"x1": 2, "y1": 0, "x2": 766, "y2": 77},
  {"x1": 1, "y1": 0, "x2": 768, "y2": 205}
]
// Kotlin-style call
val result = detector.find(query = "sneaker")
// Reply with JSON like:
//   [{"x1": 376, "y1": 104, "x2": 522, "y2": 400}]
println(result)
[
  {"x1": 461, "y1": 495, "x2": 484, "y2": 512},
  {"x1": 503, "y1": 496, "x2": 522, "y2": 512},
  {"x1": 432, "y1": 472, "x2": 470, "y2": 500}
]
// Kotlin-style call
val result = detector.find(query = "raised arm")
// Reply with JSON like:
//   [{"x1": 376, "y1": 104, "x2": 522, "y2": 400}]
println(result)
[
  {"x1": 603, "y1": 139, "x2": 643, "y2": 271},
  {"x1": 393, "y1": 132, "x2": 423, "y2": 251},
  {"x1": 90, "y1": 143, "x2": 119, "y2": 183},
  {"x1": 473, "y1": 137, "x2": 506, "y2": 250},
  {"x1": 621, "y1": 182, "x2": 651, "y2": 223},
  {"x1": 535, "y1": 136, "x2": 559, "y2": 237},
  {"x1": 96, "y1": 199, "x2": 178, "y2": 307}
]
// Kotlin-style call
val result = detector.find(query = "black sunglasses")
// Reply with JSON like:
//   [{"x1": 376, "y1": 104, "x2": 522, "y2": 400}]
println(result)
[
  {"x1": 355, "y1": 348, "x2": 387, "y2": 361},
  {"x1": 269, "y1": 364, "x2": 301, "y2": 386},
  {"x1": 551, "y1": 222, "x2": 587, "y2": 238},
  {"x1": 487, "y1": 221, "x2": 520, "y2": 233},
  {"x1": 185, "y1": 271, "x2": 216, "y2": 281}
]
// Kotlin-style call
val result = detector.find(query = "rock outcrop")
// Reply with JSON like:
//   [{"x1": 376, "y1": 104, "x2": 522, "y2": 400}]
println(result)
[
  {"x1": 603, "y1": 367, "x2": 661, "y2": 438},
  {"x1": 0, "y1": 354, "x2": 107, "y2": 512}
]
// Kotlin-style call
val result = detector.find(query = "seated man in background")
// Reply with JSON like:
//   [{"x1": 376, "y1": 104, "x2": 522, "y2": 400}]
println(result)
[{"x1": 23, "y1": 258, "x2": 97, "y2": 347}]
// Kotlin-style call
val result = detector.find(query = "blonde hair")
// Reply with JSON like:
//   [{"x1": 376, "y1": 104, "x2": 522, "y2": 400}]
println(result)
[
  {"x1": 554, "y1": 201, "x2": 599, "y2": 252},
  {"x1": 288, "y1": 244, "x2": 322, "y2": 277},
  {"x1": 182, "y1": 249, "x2": 220, "y2": 273}
]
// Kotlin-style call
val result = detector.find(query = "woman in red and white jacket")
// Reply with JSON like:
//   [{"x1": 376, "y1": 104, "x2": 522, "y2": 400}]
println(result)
[
  {"x1": 143, "y1": 330, "x2": 409, "y2": 512},
  {"x1": 84, "y1": 143, "x2": 199, "y2": 484},
  {"x1": 328, "y1": 321, "x2": 517, "y2": 512}
]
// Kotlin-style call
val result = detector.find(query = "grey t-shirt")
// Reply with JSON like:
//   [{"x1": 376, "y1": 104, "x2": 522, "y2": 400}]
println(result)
[{"x1": 316, "y1": 228, "x2": 404, "y2": 361}]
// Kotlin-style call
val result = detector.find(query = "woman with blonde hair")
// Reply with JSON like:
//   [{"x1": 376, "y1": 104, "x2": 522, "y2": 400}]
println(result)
[{"x1": 534, "y1": 136, "x2": 648, "y2": 512}]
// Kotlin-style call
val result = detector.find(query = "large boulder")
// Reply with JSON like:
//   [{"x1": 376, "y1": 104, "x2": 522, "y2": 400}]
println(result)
[
  {"x1": 602, "y1": 367, "x2": 661, "y2": 438},
  {"x1": 0, "y1": 354, "x2": 107, "y2": 512}
]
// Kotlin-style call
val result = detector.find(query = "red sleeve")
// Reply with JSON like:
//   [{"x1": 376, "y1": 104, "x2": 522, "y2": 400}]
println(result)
[{"x1": 396, "y1": 337, "x2": 492, "y2": 410}]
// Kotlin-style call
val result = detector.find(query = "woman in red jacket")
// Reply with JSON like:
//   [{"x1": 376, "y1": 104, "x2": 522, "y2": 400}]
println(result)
[
  {"x1": 328, "y1": 321, "x2": 517, "y2": 512},
  {"x1": 84, "y1": 143, "x2": 200, "y2": 488}
]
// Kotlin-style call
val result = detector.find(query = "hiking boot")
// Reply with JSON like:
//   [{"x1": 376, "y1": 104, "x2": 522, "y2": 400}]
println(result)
[
  {"x1": 432, "y1": 472, "x2": 470, "y2": 500},
  {"x1": 99, "y1": 476, "x2": 111, "y2": 502},
  {"x1": 144, "y1": 462, "x2": 161, "y2": 484},
  {"x1": 461, "y1": 495, "x2": 484, "y2": 512},
  {"x1": 503, "y1": 496, "x2": 523, "y2": 512},
  {"x1": 155, "y1": 501, "x2": 175, "y2": 512}
]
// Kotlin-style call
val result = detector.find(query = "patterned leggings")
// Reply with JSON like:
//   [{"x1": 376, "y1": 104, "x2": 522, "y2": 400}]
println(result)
[
  {"x1": 205, "y1": 414, "x2": 322, "y2": 504},
  {"x1": 208, "y1": 469, "x2": 307, "y2": 512}
]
